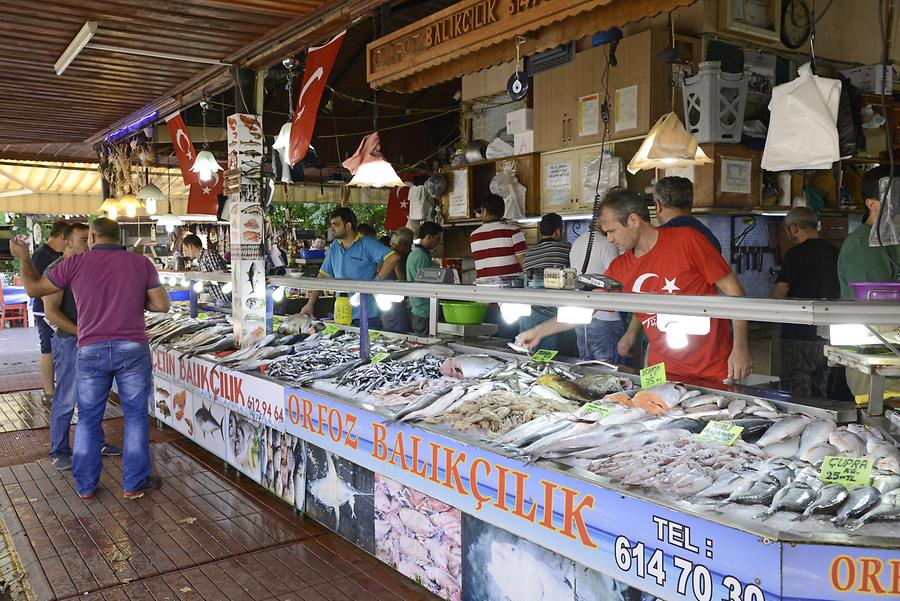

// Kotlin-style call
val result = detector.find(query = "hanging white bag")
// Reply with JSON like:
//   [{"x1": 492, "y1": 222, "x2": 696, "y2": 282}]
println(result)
[{"x1": 761, "y1": 63, "x2": 841, "y2": 171}]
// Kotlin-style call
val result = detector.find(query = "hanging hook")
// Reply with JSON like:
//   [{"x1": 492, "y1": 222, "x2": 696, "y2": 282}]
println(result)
[{"x1": 514, "y1": 35, "x2": 526, "y2": 72}]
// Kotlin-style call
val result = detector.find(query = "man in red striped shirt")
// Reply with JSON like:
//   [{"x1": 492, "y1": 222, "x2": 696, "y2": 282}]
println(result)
[{"x1": 469, "y1": 194, "x2": 527, "y2": 278}]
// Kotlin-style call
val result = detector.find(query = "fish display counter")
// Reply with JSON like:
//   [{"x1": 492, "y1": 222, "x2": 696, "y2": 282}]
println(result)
[{"x1": 146, "y1": 313, "x2": 900, "y2": 601}]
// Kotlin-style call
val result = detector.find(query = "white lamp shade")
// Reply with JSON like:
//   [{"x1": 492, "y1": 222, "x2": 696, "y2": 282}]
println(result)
[
  {"x1": 99, "y1": 197, "x2": 120, "y2": 220},
  {"x1": 346, "y1": 159, "x2": 404, "y2": 188},
  {"x1": 137, "y1": 182, "x2": 165, "y2": 201},
  {"x1": 190, "y1": 150, "x2": 222, "y2": 182},
  {"x1": 118, "y1": 193, "x2": 144, "y2": 217},
  {"x1": 627, "y1": 112, "x2": 712, "y2": 174},
  {"x1": 155, "y1": 212, "x2": 183, "y2": 233}
]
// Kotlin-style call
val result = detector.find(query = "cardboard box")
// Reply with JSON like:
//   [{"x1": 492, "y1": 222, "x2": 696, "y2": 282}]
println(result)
[
  {"x1": 513, "y1": 130, "x2": 534, "y2": 154},
  {"x1": 506, "y1": 108, "x2": 533, "y2": 135},
  {"x1": 840, "y1": 65, "x2": 894, "y2": 95},
  {"x1": 666, "y1": 144, "x2": 761, "y2": 208}
]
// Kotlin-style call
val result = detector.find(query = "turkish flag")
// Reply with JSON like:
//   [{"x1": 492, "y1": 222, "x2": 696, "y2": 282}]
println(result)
[
  {"x1": 289, "y1": 30, "x2": 345, "y2": 166},
  {"x1": 187, "y1": 169, "x2": 224, "y2": 215},
  {"x1": 385, "y1": 185, "x2": 411, "y2": 230},
  {"x1": 165, "y1": 112, "x2": 196, "y2": 185}
]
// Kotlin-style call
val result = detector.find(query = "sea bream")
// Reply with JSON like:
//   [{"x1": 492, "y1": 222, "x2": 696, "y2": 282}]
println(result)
[
  {"x1": 755, "y1": 414, "x2": 812, "y2": 447},
  {"x1": 307, "y1": 452, "x2": 369, "y2": 531},
  {"x1": 795, "y1": 484, "x2": 848, "y2": 520},
  {"x1": 832, "y1": 487, "x2": 881, "y2": 527},
  {"x1": 849, "y1": 489, "x2": 900, "y2": 530},
  {"x1": 754, "y1": 482, "x2": 817, "y2": 520}
]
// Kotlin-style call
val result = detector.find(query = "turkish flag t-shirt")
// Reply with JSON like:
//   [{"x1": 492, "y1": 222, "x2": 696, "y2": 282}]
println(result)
[{"x1": 605, "y1": 227, "x2": 733, "y2": 382}]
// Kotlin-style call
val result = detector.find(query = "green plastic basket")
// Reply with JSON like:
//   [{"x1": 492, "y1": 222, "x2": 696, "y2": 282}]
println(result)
[{"x1": 440, "y1": 301, "x2": 488, "y2": 325}]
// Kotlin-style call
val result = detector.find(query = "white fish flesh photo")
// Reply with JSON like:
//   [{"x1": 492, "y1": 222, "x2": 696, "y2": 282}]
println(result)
[
  {"x1": 462, "y1": 516, "x2": 578, "y2": 601},
  {"x1": 227, "y1": 410, "x2": 262, "y2": 482},
  {"x1": 374, "y1": 475, "x2": 462, "y2": 601},
  {"x1": 261, "y1": 426, "x2": 305, "y2": 509},
  {"x1": 305, "y1": 444, "x2": 375, "y2": 553}
]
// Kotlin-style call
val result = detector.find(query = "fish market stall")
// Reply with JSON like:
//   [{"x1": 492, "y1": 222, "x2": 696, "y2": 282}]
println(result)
[{"x1": 146, "y1": 283, "x2": 900, "y2": 601}]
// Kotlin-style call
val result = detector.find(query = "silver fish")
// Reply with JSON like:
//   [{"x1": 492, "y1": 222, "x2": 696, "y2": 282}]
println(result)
[
  {"x1": 800, "y1": 442, "x2": 838, "y2": 465},
  {"x1": 756, "y1": 414, "x2": 812, "y2": 447},
  {"x1": 725, "y1": 475, "x2": 781, "y2": 506},
  {"x1": 828, "y1": 429, "x2": 867, "y2": 457},
  {"x1": 873, "y1": 472, "x2": 900, "y2": 494},
  {"x1": 796, "y1": 484, "x2": 849, "y2": 520},
  {"x1": 849, "y1": 489, "x2": 900, "y2": 530},
  {"x1": 799, "y1": 418, "x2": 836, "y2": 454},
  {"x1": 832, "y1": 487, "x2": 881, "y2": 527},
  {"x1": 755, "y1": 482, "x2": 817, "y2": 520}
]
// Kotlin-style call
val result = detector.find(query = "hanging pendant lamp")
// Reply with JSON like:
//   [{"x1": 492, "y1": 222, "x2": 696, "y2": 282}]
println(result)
[
  {"x1": 99, "y1": 196, "x2": 120, "y2": 221},
  {"x1": 118, "y1": 192, "x2": 144, "y2": 218},
  {"x1": 190, "y1": 98, "x2": 222, "y2": 183},
  {"x1": 626, "y1": 112, "x2": 711, "y2": 174},
  {"x1": 343, "y1": 132, "x2": 403, "y2": 188}
]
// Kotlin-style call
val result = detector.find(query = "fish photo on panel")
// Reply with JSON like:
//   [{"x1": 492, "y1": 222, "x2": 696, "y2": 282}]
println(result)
[
  {"x1": 168, "y1": 385, "x2": 195, "y2": 439},
  {"x1": 261, "y1": 426, "x2": 305, "y2": 507},
  {"x1": 573, "y1": 562, "x2": 635, "y2": 601},
  {"x1": 192, "y1": 398, "x2": 228, "y2": 460},
  {"x1": 227, "y1": 410, "x2": 262, "y2": 482},
  {"x1": 305, "y1": 443, "x2": 374, "y2": 553},
  {"x1": 374, "y1": 474, "x2": 461, "y2": 601},
  {"x1": 153, "y1": 381, "x2": 174, "y2": 425},
  {"x1": 462, "y1": 515, "x2": 577, "y2": 601}
]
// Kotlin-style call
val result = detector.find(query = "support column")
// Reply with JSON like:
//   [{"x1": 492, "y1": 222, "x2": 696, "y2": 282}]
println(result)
[{"x1": 226, "y1": 112, "x2": 266, "y2": 348}]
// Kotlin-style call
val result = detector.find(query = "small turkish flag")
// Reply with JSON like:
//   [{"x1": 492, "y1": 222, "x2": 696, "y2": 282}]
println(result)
[
  {"x1": 289, "y1": 30, "x2": 345, "y2": 166},
  {"x1": 187, "y1": 169, "x2": 224, "y2": 215},
  {"x1": 385, "y1": 184, "x2": 411, "y2": 230},
  {"x1": 165, "y1": 112, "x2": 196, "y2": 185}
]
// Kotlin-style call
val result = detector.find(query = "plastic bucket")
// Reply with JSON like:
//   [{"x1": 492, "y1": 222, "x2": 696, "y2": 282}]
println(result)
[
  {"x1": 440, "y1": 301, "x2": 488, "y2": 324},
  {"x1": 850, "y1": 281, "x2": 900, "y2": 300}
]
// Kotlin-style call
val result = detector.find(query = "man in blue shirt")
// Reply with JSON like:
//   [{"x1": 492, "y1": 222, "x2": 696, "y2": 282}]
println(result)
[
  {"x1": 654, "y1": 176, "x2": 722, "y2": 253},
  {"x1": 300, "y1": 207, "x2": 399, "y2": 326}
]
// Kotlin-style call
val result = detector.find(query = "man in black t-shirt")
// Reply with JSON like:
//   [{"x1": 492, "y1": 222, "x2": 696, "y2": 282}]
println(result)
[
  {"x1": 771, "y1": 207, "x2": 840, "y2": 398},
  {"x1": 29, "y1": 221, "x2": 67, "y2": 405}
]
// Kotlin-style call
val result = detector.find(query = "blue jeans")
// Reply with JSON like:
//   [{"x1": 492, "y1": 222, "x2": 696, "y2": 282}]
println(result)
[
  {"x1": 50, "y1": 336, "x2": 79, "y2": 457},
  {"x1": 74, "y1": 341, "x2": 152, "y2": 495},
  {"x1": 575, "y1": 317, "x2": 625, "y2": 363}
]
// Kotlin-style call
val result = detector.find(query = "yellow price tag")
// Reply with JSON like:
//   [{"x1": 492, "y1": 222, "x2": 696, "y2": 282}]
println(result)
[
  {"x1": 697, "y1": 421, "x2": 744, "y2": 446},
  {"x1": 322, "y1": 325, "x2": 340, "y2": 336},
  {"x1": 531, "y1": 349, "x2": 558, "y2": 362},
  {"x1": 581, "y1": 402, "x2": 611, "y2": 418},
  {"x1": 640, "y1": 362, "x2": 666, "y2": 389},
  {"x1": 818, "y1": 456, "x2": 874, "y2": 488},
  {"x1": 370, "y1": 352, "x2": 390, "y2": 364}
]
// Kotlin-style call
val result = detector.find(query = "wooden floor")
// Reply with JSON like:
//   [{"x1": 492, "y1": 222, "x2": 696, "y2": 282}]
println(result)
[{"x1": 0, "y1": 385, "x2": 438, "y2": 601}]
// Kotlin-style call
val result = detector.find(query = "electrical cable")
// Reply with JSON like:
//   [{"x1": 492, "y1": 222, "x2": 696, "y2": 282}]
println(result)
[
  {"x1": 877, "y1": 0, "x2": 900, "y2": 274},
  {"x1": 581, "y1": 41, "x2": 613, "y2": 274}
]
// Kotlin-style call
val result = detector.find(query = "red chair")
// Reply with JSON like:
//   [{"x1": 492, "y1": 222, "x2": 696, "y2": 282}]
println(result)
[{"x1": 0, "y1": 286, "x2": 28, "y2": 328}]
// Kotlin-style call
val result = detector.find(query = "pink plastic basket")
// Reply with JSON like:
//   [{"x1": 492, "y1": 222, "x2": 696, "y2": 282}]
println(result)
[{"x1": 850, "y1": 281, "x2": 900, "y2": 300}]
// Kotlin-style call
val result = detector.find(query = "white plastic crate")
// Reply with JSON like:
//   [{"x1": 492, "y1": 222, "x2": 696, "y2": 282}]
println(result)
[{"x1": 681, "y1": 61, "x2": 748, "y2": 144}]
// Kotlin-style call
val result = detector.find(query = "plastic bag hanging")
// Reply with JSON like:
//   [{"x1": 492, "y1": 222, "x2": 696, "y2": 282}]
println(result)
[
  {"x1": 489, "y1": 161, "x2": 526, "y2": 219},
  {"x1": 761, "y1": 63, "x2": 841, "y2": 171},
  {"x1": 870, "y1": 175, "x2": 900, "y2": 247}
]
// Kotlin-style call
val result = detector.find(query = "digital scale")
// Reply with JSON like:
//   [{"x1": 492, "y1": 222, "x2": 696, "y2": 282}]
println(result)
[{"x1": 415, "y1": 267, "x2": 459, "y2": 285}]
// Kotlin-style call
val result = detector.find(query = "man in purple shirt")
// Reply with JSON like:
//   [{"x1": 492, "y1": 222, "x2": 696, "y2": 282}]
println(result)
[{"x1": 11, "y1": 218, "x2": 170, "y2": 500}]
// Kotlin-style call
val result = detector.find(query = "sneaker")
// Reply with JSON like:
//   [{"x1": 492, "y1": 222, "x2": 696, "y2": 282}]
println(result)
[
  {"x1": 123, "y1": 475, "x2": 162, "y2": 500},
  {"x1": 50, "y1": 455, "x2": 72, "y2": 471},
  {"x1": 100, "y1": 443, "x2": 123, "y2": 457}
]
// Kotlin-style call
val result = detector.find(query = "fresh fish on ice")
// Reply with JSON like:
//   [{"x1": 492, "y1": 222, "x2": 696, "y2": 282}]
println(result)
[
  {"x1": 831, "y1": 487, "x2": 881, "y2": 527},
  {"x1": 755, "y1": 414, "x2": 812, "y2": 447}
]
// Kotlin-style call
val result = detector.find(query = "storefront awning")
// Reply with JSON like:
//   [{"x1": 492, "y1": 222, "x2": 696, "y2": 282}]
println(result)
[
  {"x1": 0, "y1": 161, "x2": 190, "y2": 216},
  {"x1": 367, "y1": 0, "x2": 696, "y2": 92}
]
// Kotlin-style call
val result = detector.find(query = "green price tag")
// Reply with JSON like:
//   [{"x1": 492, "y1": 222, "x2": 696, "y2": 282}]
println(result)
[
  {"x1": 370, "y1": 352, "x2": 390, "y2": 364},
  {"x1": 640, "y1": 362, "x2": 667, "y2": 389},
  {"x1": 818, "y1": 456, "x2": 874, "y2": 488},
  {"x1": 322, "y1": 325, "x2": 340, "y2": 336},
  {"x1": 697, "y1": 420, "x2": 744, "y2": 446},
  {"x1": 369, "y1": 330, "x2": 382, "y2": 342},
  {"x1": 197, "y1": 312, "x2": 209, "y2": 320},
  {"x1": 531, "y1": 349, "x2": 558, "y2": 362},
  {"x1": 581, "y1": 402, "x2": 611, "y2": 418}
]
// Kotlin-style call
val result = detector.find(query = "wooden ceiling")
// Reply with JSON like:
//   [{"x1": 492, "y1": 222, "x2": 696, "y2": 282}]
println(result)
[{"x1": 0, "y1": 0, "x2": 364, "y2": 161}]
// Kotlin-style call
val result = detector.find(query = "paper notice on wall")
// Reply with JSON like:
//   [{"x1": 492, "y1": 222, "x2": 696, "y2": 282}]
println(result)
[
  {"x1": 720, "y1": 157, "x2": 752, "y2": 194},
  {"x1": 615, "y1": 85, "x2": 638, "y2": 132},
  {"x1": 578, "y1": 94, "x2": 599, "y2": 137},
  {"x1": 545, "y1": 160, "x2": 571, "y2": 205},
  {"x1": 448, "y1": 170, "x2": 468, "y2": 218},
  {"x1": 664, "y1": 165, "x2": 695, "y2": 182}
]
